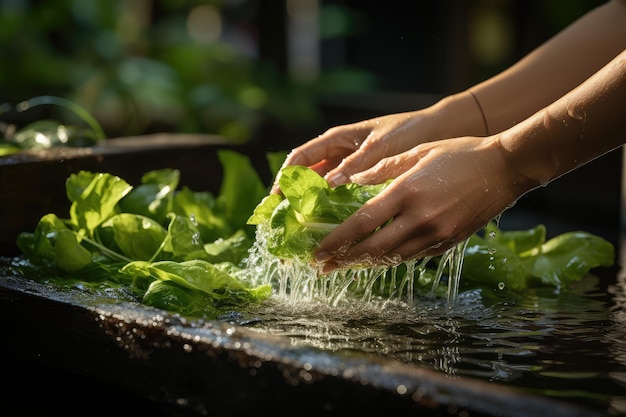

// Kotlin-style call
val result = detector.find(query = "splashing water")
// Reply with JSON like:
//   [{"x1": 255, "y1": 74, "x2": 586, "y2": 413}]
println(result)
[{"x1": 240, "y1": 224, "x2": 469, "y2": 307}]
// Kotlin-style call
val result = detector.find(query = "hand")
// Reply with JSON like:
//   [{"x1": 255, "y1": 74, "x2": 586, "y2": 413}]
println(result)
[
  {"x1": 271, "y1": 109, "x2": 449, "y2": 194},
  {"x1": 313, "y1": 135, "x2": 530, "y2": 273}
]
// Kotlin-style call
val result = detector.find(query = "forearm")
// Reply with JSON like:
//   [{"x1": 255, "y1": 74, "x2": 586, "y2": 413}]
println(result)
[
  {"x1": 470, "y1": 0, "x2": 626, "y2": 134},
  {"x1": 498, "y1": 49, "x2": 626, "y2": 193},
  {"x1": 421, "y1": 90, "x2": 490, "y2": 139}
]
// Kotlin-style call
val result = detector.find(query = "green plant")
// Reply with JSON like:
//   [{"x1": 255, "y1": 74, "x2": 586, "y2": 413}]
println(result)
[{"x1": 0, "y1": 1, "x2": 375, "y2": 142}]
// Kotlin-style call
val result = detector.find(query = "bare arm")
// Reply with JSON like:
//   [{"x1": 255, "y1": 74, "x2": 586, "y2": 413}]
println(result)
[
  {"x1": 273, "y1": 0, "x2": 626, "y2": 195},
  {"x1": 498, "y1": 48, "x2": 626, "y2": 191},
  {"x1": 471, "y1": 0, "x2": 626, "y2": 134},
  {"x1": 315, "y1": 49, "x2": 626, "y2": 272}
]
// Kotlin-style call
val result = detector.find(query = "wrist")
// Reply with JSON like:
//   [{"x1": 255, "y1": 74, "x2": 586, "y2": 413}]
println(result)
[
  {"x1": 496, "y1": 111, "x2": 560, "y2": 192},
  {"x1": 430, "y1": 91, "x2": 490, "y2": 138}
]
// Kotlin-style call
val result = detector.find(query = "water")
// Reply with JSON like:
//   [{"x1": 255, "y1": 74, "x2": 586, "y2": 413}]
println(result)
[
  {"x1": 234, "y1": 228, "x2": 626, "y2": 415},
  {"x1": 236, "y1": 271, "x2": 626, "y2": 414},
  {"x1": 239, "y1": 224, "x2": 467, "y2": 308}
]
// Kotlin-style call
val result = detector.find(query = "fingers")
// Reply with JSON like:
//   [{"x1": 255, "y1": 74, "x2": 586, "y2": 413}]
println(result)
[
  {"x1": 323, "y1": 141, "x2": 389, "y2": 187},
  {"x1": 322, "y1": 126, "x2": 410, "y2": 187},
  {"x1": 313, "y1": 191, "x2": 403, "y2": 262},
  {"x1": 270, "y1": 125, "x2": 366, "y2": 193},
  {"x1": 322, "y1": 116, "x2": 427, "y2": 186},
  {"x1": 287, "y1": 124, "x2": 368, "y2": 167},
  {"x1": 349, "y1": 148, "x2": 421, "y2": 185},
  {"x1": 272, "y1": 113, "x2": 423, "y2": 193},
  {"x1": 316, "y1": 214, "x2": 465, "y2": 274}
]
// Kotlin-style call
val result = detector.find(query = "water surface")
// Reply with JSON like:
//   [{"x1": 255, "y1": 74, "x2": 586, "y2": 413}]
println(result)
[{"x1": 237, "y1": 267, "x2": 626, "y2": 415}]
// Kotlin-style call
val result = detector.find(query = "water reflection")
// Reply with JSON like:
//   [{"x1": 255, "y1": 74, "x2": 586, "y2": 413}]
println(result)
[
  {"x1": 606, "y1": 245, "x2": 626, "y2": 416},
  {"x1": 241, "y1": 270, "x2": 625, "y2": 414}
]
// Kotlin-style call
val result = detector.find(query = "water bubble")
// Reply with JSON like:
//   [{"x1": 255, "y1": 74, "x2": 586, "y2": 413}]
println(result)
[{"x1": 497, "y1": 282, "x2": 505, "y2": 290}]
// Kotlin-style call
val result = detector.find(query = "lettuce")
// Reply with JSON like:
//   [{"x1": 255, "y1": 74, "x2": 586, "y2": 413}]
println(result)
[
  {"x1": 463, "y1": 222, "x2": 615, "y2": 291},
  {"x1": 15, "y1": 150, "x2": 275, "y2": 318},
  {"x1": 247, "y1": 165, "x2": 392, "y2": 260}
]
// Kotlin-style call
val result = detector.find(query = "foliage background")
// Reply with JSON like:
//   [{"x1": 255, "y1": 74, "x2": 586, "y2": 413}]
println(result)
[{"x1": 0, "y1": 0, "x2": 604, "y2": 146}]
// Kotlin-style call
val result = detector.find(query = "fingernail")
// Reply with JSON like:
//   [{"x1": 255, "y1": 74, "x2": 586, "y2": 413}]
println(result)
[
  {"x1": 315, "y1": 250, "x2": 333, "y2": 262},
  {"x1": 325, "y1": 172, "x2": 349, "y2": 187},
  {"x1": 321, "y1": 262, "x2": 338, "y2": 274}
]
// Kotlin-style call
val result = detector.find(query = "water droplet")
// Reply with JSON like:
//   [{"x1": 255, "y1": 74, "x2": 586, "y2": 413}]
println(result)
[{"x1": 497, "y1": 282, "x2": 506, "y2": 290}]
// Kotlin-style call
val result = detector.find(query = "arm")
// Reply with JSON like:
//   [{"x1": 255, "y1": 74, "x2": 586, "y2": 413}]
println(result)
[
  {"x1": 499, "y1": 48, "x2": 626, "y2": 190},
  {"x1": 315, "y1": 49, "x2": 626, "y2": 272},
  {"x1": 471, "y1": 0, "x2": 626, "y2": 134},
  {"x1": 273, "y1": 0, "x2": 626, "y2": 193}
]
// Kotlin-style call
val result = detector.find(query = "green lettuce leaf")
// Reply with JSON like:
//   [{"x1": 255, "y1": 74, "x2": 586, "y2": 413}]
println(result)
[
  {"x1": 16, "y1": 213, "x2": 92, "y2": 273},
  {"x1": 248, "y1": 165, "x2": 392, "y2": 260},
  {"x1": 172, "y1": 186, "x2": 232, "y2": 243},
  {"x1": 66, "y1": 171, "x2": 133, "y2": 236},
  {"x1": 98, "y1": 213, "x2": 168, "y2": 261},
  {"x1": 217, "y1": 150, "x2": 268, "y2": 236},
  {"x1": 120, "y1": 259, "x2": 272, "y2": 317},
  {"x1": 118, "y1": 168, "x2": 180, "y2": 224},
  {"x1": 462, "y1": 222, "x2": 615, "y2": 291}
]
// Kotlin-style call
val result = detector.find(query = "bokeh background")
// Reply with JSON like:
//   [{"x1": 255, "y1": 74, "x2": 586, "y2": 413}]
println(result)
[
  {"x1": 0, "y1": 0, "x2": 605, "y2": 142},
  {"x1": 0, "y1": 0, "x2": 619, "y2": 245}
]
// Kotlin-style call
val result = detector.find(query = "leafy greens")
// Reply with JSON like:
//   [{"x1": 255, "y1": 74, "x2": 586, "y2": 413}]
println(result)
[
  {"x1": 247, "y1": 165, "x2": 393, "y2": 260},
  {"x1": 15, "y1": 150, "x2": 273, "y2": 318}
]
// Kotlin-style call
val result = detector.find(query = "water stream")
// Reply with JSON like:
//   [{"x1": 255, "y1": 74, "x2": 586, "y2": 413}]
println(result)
[{"x1": 240, "y1": 225, "x2": 469, "y2": 308}]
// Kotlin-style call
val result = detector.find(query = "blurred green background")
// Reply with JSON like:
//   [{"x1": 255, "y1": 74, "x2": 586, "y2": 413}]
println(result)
[{"x1": 0, "y1": 0, "x2": 604, "y2": 148}]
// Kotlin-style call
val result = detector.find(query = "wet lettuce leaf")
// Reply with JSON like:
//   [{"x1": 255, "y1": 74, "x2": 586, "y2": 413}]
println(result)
[
  {"x1": 247, "y1": 165, "x2": 392, "y2": 260},
  {"x1": 15, "y1": 150, "x2": 275, "y2": 318},
  {"x1": 463, "y1": 222, "x2": 615, "y2": 291},
  {"x1": 66, "y1": 170, "x2": 133, "y2": 235},
  {"x1": 118, "y1": 168, "x2": 180, "y2": 224}
]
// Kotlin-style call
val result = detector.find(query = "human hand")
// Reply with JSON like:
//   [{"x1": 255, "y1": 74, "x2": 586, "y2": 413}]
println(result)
[
  {"x1": 271, "y1": 91, "x2": 489, "y2": 195},
  {"x1": 270, "y1": 110, "x2": 440, "y2": 194},
  {"x1": 313, "y1": 135, "x2": 531, "y2": 273}
]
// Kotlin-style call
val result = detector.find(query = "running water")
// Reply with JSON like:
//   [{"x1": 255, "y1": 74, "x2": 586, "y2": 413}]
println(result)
[{"x1": 239, "y1": 223, "x2": 470, "y2": 307}]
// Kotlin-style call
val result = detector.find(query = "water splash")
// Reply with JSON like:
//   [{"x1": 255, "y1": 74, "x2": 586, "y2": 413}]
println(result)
[{"x1": 240, "y1": 224, "x2": 469, "y2": 308}]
